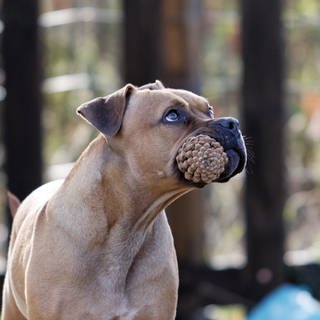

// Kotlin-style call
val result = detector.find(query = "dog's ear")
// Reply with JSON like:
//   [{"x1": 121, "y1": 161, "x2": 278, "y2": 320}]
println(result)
[
  {"x1": 7, "y1": 191, "x2": 21, "y2": 218},
  {"x1": 139, "y1": 80, "x2": 165, "y2": 90},
  {"x1": 77, "y1": 84, "x2": 136, "y2": 136}
]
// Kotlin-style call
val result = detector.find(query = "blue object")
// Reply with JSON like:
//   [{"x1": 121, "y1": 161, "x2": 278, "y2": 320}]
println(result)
[{"x1": 247, "y1": 284, "x2": 320, "y2": 320}]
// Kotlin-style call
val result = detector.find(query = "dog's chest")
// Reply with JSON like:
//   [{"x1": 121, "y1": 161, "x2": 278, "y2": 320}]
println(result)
[{"x1": 97, "y1": 213, "x2": 178, "y2": 318}]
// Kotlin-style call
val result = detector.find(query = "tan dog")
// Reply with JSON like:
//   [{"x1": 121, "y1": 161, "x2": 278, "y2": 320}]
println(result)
[{"x1": 1, "y1": 81, "x2": 246, "y2": 320}]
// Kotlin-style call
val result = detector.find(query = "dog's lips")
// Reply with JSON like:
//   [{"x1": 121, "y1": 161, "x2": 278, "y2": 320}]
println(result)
[
  {"x1": 224, "y1": 149, "x2": 240, "y2": 175},
  {"x1": 217, "y1": 148, "x2": 245, "y2": 182}
]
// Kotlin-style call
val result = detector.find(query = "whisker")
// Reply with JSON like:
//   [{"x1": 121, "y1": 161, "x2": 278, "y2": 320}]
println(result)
[
  {"x1": 243, "y1": 135, "x2": 254, "y2": 146},
  {"x1": 243, "y1": 135, "x2": 255, "y2": 174}
]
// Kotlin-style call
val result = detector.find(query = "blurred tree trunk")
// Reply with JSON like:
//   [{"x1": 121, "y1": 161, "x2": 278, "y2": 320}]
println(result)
[
  {"x1": 161, "y1": 0, "x2": 202, "y2": 92},
  {"x1": 123, "y1": 0, "x2": 163, "y2": 86},
  {"x1": 2, "y1": 0, "x2": 42, "y2": 203},
  {"x1": 240, "y1": 0, "x2": 286, "y2": 300},
  {"x1": 123, "y1": 0, "x2": 206, "y2": 265}
]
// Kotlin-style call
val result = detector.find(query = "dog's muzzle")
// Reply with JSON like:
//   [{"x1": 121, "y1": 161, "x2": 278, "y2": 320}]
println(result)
[{"x1": 206, "y1": 117, "x2": 247, "y2": 182}]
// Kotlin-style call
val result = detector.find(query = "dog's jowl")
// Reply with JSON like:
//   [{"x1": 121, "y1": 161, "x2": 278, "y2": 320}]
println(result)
[{"x1": 2, "y1": 81, "x2": 246, "y2": 320}]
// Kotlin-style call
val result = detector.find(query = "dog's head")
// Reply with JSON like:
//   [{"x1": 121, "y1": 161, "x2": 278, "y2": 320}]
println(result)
[{"x1": 77, "y1": 81, "x2": 246, "y2": 189}]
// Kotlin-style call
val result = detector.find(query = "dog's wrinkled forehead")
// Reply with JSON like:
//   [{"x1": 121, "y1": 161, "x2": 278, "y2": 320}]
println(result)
[
  {"x1": 167, "y1": 89, "x2": 211, "y2": 109},
  {"x1": 138, "y1": 82, "x2": 213, "y2": 117}
]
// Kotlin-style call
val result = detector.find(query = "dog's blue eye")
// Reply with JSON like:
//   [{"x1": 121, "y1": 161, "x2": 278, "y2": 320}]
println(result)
[{"x1": 165, "y1": 110, "x2": 180, "y2": 122}]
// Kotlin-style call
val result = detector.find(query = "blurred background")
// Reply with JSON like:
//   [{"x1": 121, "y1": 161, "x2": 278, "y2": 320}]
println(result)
[{"x1": 0, "y1": 0, "x2": 320, "y2": 319}]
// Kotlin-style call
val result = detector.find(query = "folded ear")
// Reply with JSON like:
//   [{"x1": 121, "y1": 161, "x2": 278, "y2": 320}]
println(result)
[
  {"x1": 77, "y1": 84, "x2": 136, "y2": 136},
  {"x1": 139, "y1": 80, "x2": 165, "y2": 90}
]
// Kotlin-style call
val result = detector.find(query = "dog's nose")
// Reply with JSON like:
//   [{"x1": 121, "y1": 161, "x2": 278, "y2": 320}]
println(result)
[
  {"x1": 208, "y1": 117, "x2": 242, "y2": 150},
  {"x1": 215, "y1": 117, "x2": 239, "y2": 134},
  {"x1": 207, "y1": 117, "x2": 241, "y2": 141}
]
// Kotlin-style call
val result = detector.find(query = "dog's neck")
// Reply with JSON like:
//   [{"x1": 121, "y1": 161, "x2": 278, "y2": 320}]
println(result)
[{"x1": 49, "y1": 135, "x2": 188, "y2": 292}]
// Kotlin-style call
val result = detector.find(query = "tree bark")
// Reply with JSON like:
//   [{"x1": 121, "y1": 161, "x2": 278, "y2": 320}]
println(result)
[
  {"x1": 240, "y1": 0, "x2": 286, "y2": 300},
  {"x1": 123, "y1": 0, "x2": 163, "y2": 86},
  {"x1": 2, "y1": 0, "x2": 43, "y2": 204},
  {"x1": 161, "y1": 0, "x2": 203, "y2": 92}
]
